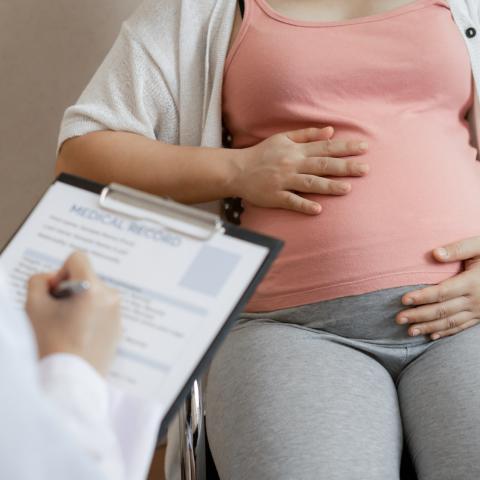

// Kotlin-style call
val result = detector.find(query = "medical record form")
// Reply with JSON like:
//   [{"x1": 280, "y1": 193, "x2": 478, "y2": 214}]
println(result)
[{"x1": 0, "y1": 174, "x2": 282, "y2": 425}]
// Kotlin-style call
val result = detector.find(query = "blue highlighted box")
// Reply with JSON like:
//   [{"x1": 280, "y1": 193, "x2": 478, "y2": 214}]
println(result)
[{"x1": 180, "y1": 245, "x2": 241, "y2": 297}]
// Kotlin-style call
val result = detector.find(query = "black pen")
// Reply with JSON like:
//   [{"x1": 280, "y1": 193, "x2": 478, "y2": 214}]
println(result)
[{"x1": 50, "y1": 280, "x2": 91, "y2": 299}]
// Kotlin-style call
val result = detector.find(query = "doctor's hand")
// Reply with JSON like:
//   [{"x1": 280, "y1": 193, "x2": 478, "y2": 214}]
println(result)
[
  {"x1": 396, "y1": 236, "x2": 480, "y2": 340},
  {"x1": 26, "y1": 251, "x2": 121, "y2": 375},
  {"x1": 231, "y1": 126, "x2": 370, "y2": 215}
]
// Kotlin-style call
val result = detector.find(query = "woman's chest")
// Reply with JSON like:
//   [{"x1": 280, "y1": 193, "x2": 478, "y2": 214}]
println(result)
[
  {"x1": 228, "y1": 0, "x2": 451, "y2": 57},
  {"x1": 225, "y1": 0, "x2": 470, "y2": 121},
  {"x1": 265, "y1": 0, "x2": 436, "y2": 22}
]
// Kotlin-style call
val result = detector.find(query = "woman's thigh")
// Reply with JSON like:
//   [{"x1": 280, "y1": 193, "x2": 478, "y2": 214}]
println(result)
[
  {"x1": 397, "y1": 324, "x2": 480, "y2": 480},
  {"x1": 206, "y1": 321, "x2": 403, "y2": 480}
]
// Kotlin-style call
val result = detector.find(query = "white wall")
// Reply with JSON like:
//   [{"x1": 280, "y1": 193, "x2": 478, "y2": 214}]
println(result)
[{"x1": 0, "y1": 0, "x2": 142, "y2": 248}]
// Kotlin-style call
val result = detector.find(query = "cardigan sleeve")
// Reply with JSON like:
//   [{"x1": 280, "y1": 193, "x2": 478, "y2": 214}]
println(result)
[
  {"x1": 57, "y1": 3, "x2": 180, "y2": 153},
  {"x1": 469, "y1": 85, "x2": 480, "y2": 158}
]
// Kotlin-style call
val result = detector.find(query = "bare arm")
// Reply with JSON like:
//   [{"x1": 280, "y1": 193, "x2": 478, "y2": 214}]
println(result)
[{"x1": 57, "y1": 131, "x2": 241, "y2": 204}]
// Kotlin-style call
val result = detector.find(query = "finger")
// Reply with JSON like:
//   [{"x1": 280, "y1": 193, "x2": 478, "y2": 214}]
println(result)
[
  {"x1": 288, "y1": 175, "x2": 351, "y2": 195},
  {"x1": 52, "y1": 251, "x2": 95, "y2": 287},
  {"x1": 407, "y1": 311, "x2": 473, "y2": 337},
  {"x1": 300, "y1": 157, "x2": 370, "y2": 177},
  {"x1": 401, "y1": 271, "x2": 472, "y2": 306},
  {"x1": 433, "y1": 236, "x2": 480, "y2": 262},
  {"x1": 397, "y1": 295, "x2": 469, "y2": 325},
  {"x1": 430, "y1": 318, "x2": 480, "y2": 340},
  {"x1": 275, "y1": 191, "x2": 322, "y2": 215},
  {"x1": 285, "y1": 127, "x2": 334, "y2": 144},
  {"x1": 303, "y1": 139, "x2": 369, "y2": 158}
]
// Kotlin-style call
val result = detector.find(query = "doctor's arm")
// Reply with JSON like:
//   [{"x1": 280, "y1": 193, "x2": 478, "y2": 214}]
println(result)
[{"x1": 26, "y1": 252, "x2": 126, "y2": 479}]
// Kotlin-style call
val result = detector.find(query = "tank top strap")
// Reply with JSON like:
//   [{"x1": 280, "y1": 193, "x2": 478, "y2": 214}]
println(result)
[
  {"x1": 238, "y1": 0, "x2": 245, "y2": 18},
  {"x1": 225, "y1": 0, "x2": 265, "y2": 75}
]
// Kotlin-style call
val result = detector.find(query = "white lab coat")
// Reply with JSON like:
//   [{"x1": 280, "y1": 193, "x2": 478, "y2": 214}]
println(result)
[{"x1": 0, "y1": 267, "x2": 162, "y2": 479}]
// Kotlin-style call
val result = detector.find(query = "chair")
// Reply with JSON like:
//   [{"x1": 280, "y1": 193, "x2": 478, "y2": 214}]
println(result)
[
  {"x1": 178, "y1": 380, "x2": 419, "y2": 480},
  {"x1": 178, "y1": 379, "x2": 206, "y2": 480}
]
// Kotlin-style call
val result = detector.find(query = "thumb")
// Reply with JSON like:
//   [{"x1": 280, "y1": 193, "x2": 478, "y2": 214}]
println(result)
[{"x1": 285, "y1": 126, "x2": 334, "y2": 144}]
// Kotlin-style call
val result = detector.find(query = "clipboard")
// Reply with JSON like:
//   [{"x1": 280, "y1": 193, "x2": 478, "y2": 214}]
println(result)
[{"x1": 1, "y1": 173, "x2": 283, "y2": 433}]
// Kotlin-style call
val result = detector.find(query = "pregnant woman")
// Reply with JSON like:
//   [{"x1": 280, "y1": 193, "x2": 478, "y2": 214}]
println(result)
[{"x1": 56, "y1": 0, "x2": 480, "y2": 478}]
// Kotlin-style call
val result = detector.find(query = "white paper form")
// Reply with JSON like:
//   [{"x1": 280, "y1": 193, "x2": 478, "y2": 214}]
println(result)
[{"x1": 0, "y1": 181, "x2": 269, "y2": 413}]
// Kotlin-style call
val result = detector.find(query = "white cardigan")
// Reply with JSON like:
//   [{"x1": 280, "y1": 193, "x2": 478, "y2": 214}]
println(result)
[
  {"x1": 58, "y1": 2, "x2": 480, "y2": 479},
  {"x1": 58, "y1": 0, "x2": 480, "y2": 153}
]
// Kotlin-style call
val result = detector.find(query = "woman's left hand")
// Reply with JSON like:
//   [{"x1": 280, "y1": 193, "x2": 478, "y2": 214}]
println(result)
[{"x1": 396, "y1": 236, "x2": 480, "y2": 340}]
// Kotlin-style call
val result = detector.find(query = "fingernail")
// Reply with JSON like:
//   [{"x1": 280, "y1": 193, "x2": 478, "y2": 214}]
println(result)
[
  {"x1": 339, "y1": 183, "x2": 351, "y2": 193},
  {"x1": 431, "y1": 333, "x2": 440, "y2": 340},
  {"x1": 435, "y1": 248, "x2": 448, "y2": 259},
  {"x1": 359, "y1": 142, "x2": 369, "y2": 151},
  {"x1": 398, "y1": 317, "x2": 409, "y2": 324},
  {"x1": 403, "y1": 297, "x2": 414, "y2": 305},
  {"x1": 356, "y1": 164, "x2": 370, "y2": 174},
  {"x1": 411, "y1": 328, "x2": 420, "y2": 336}
]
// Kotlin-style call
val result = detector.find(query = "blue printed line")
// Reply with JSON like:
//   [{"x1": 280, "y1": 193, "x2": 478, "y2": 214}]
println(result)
[
  {"x1": 101, "y1": 274, "x2": 208, "y2": 316},
  {"x1": 24, "y1": 249, "x2": 62, "y2": 267},
  {"x1": 116, "y1": 347, "x2": 171, "y2": 373},
  {"x1": 24, "y1": 249, "x2": 208, "y2": 316}
]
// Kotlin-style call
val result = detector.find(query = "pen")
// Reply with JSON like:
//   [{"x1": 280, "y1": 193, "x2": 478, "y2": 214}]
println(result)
[{"x1": 50, "y1": 280, "x2": 91, "y2": 299}]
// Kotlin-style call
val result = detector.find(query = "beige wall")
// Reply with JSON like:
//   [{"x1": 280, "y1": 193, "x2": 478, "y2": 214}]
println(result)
[{"x1": 0, "y1": 0, "x2": 141, "y2": 248}]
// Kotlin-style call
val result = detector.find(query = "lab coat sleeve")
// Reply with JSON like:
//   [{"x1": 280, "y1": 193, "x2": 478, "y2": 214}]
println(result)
[{"x1": 39, "y1": 354, "x2": 126, "y2": 480}]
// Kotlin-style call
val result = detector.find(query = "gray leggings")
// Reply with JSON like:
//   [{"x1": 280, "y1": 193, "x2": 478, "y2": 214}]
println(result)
[{"x1": 206, "y1": 285, "x2": 480, "y2": 480}]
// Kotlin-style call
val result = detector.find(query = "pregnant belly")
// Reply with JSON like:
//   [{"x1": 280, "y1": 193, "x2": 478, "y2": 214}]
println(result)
[{"x1": 241, "y1": 127, "x2": 480, "y2": 312}]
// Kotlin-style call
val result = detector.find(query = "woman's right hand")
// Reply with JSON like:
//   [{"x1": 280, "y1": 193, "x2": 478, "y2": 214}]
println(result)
[{"x1": 230, "y1": 126, "x2": 369, "y2": 214}]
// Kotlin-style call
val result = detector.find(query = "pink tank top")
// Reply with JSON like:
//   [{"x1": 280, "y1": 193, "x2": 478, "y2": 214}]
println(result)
[{"x1": 223, "y1": 0, "x2": 480, "y2": 312}]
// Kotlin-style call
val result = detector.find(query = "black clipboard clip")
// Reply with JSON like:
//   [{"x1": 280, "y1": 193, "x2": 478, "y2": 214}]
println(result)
[{"x1": 99, "y1": 183, "x2": 225, "y2": 241}]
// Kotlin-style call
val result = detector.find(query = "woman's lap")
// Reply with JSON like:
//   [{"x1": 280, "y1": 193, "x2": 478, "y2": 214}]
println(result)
[
  {"x1": 206, "y1": 287, "x2": 480, "y2": 479},
  {"x1": 206, "y1": 322, "x2": 403, "y2": 480}
]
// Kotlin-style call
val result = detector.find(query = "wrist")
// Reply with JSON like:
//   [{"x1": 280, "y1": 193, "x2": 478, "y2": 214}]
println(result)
[
  {"x1": 223, "y1": 147, "x2": 248, "y2": 198},
  {"x1": 38, "y1": 345, "x2": 110, "y2": 376},
  {"x1": 36, "y1": 342, "x2": 82, "y2": 360},
  {"x1": 35, "y1": 337, "x2": 92, "y2": 368}
]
